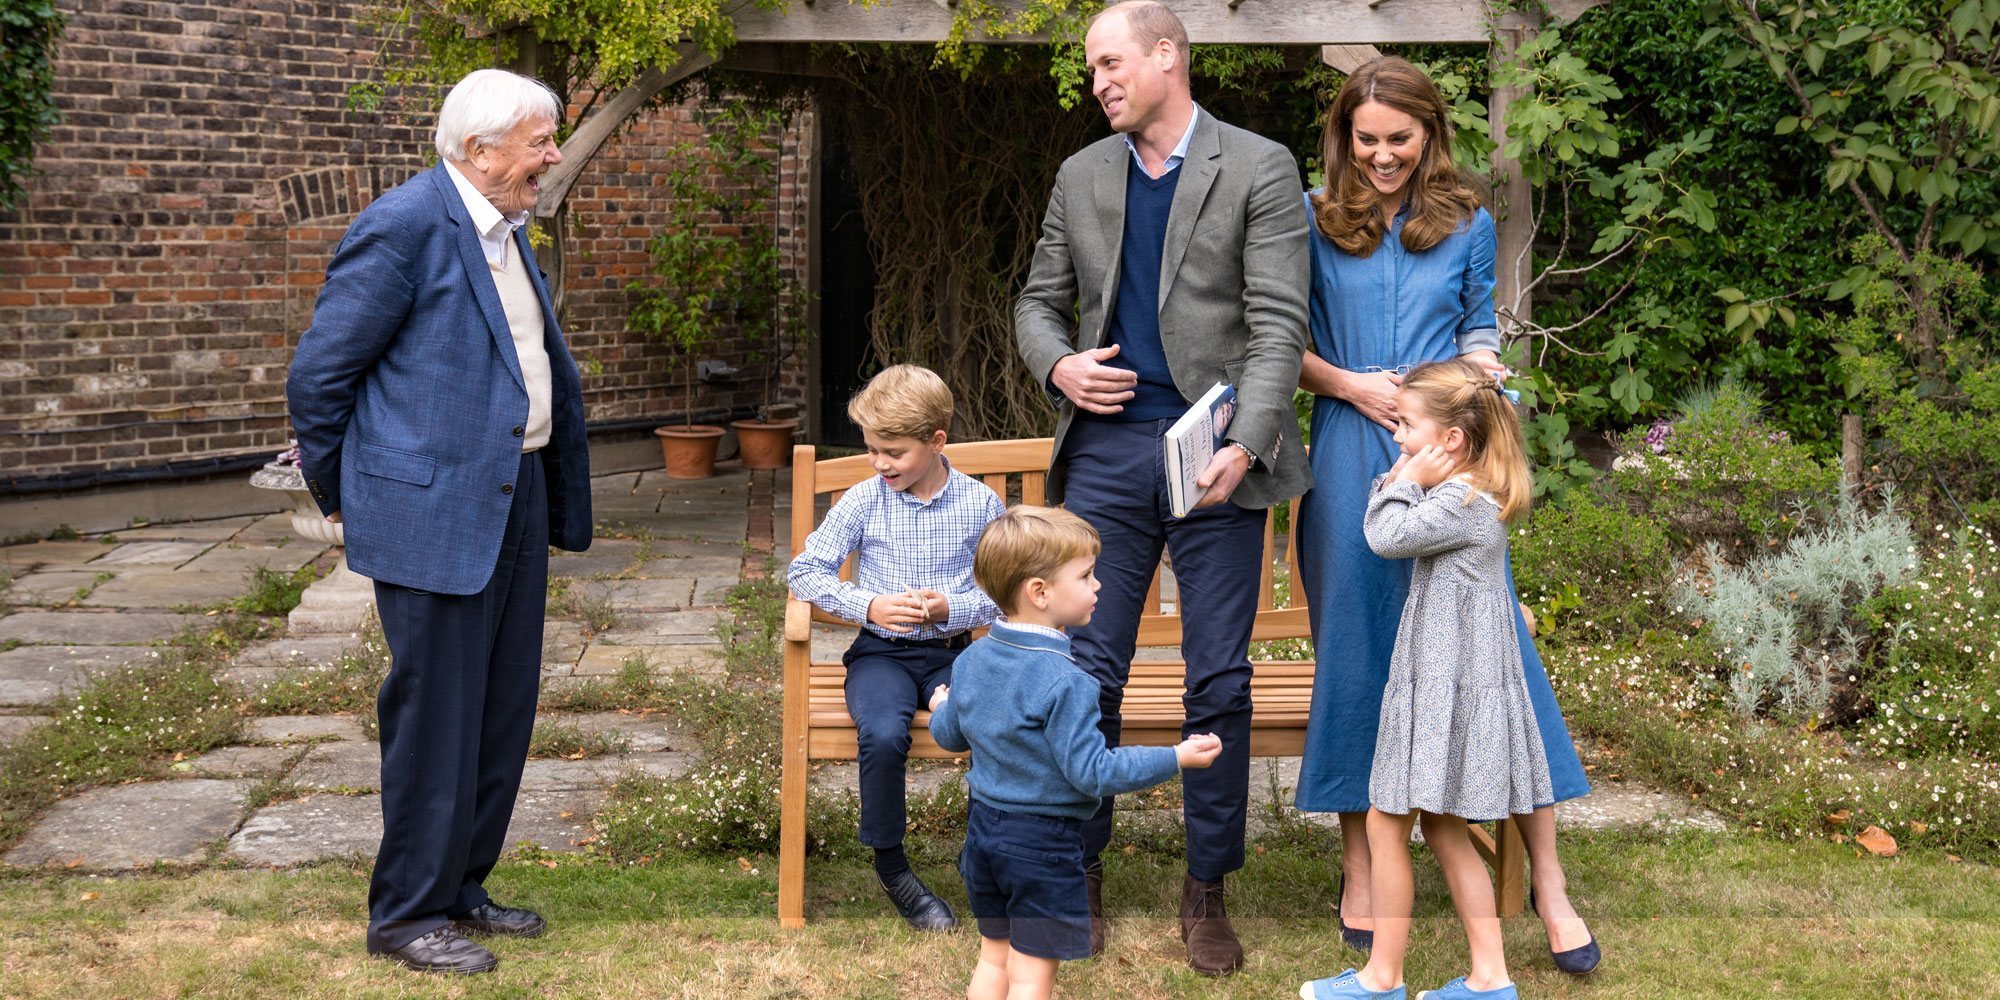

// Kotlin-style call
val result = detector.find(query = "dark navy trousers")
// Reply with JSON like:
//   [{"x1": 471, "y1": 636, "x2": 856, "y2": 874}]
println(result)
[
  {"x1": 843, "y1": 630, "x2": 961, "y2": 849},
  {"x1": 367, "y1": 450, "x2": 548, "y2": 953},
  {"x1": 1062, "y1": 418, "x2": 1265, "y2": 883}
]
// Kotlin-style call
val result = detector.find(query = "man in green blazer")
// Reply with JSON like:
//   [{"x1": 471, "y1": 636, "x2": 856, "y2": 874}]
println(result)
[{"x1": 1013, "y1": 0, "x2": 1311, "y2": 978}]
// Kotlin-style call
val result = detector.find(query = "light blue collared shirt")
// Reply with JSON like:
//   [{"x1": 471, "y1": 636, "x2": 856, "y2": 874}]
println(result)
[{"x1": 1123, "y1": 103, "x2": 1201, "y2": 179}]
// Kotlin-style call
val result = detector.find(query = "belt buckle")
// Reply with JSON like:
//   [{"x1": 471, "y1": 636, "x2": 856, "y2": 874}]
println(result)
[{"x1": 1363, "y1": 364, "x2": 1414, "y2": 377}]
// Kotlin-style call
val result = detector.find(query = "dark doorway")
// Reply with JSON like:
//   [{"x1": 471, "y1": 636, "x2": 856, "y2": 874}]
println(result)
[{"x1": 815, "y1": 128, "x2": 876, "y2": 449}]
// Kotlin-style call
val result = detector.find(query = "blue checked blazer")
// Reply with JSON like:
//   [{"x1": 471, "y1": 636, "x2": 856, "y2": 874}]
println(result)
[{"x1": 286, "y1": 164, "x2": 592, "y2": 595}]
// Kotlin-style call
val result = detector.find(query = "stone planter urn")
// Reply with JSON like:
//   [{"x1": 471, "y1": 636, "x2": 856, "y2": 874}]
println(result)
[{"x1": 249, "y1": 461, "x2": 376, "y2": 636}]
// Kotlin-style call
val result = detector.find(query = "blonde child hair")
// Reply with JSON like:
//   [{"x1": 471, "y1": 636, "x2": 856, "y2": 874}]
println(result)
[
  {"x1": 1399, "y1": 358, "x2": 1532, "y2": 522},
  {"x1": 847, "y1": 364, "x2": 954, "y2": 440},
  {"x1": 973, "y1": 506, "x2": 1100, "y2": 616}
]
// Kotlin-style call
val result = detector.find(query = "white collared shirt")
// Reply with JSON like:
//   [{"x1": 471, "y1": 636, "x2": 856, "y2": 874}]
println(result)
[
  {"x1": 443, "y1": 160, "x2": 529, "y2": 267},
  {"x1": 1124, "y1": 103, "x2": 1201, "y2": 179},
  {"x1": 997, "y1": 618, "x2": 1068, "y2": 640}
]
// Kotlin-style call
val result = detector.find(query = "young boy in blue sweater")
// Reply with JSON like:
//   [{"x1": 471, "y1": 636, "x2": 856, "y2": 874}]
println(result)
[
  {"x1": 929, "y1": 506, "x2": 1222, "y2": 999},
  {"x1": 788, "y1": 365, "x2": 1007, "y2": 932}
]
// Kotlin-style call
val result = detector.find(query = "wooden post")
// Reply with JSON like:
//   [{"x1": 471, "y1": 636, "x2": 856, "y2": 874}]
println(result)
[
  {"x1": 1842, "y1": 414, "x2": 1864, "y2": 491},
  {"x1": 1489, "y1": 20, "x2": 1536, "y2": 345}
]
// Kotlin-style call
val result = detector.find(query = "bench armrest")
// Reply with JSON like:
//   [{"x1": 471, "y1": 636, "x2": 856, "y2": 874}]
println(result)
[{"x1": 784, "y1": 594, "x2": 812, "y2": 643}]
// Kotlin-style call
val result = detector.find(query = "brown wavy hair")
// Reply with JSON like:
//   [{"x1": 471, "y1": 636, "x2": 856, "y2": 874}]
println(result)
[
  {"x1": 1311, "y1": 56, "x2": 1480, "y2": 258},
  {"x1": 1399, "y1": 358, "x2": 1531, "y2": 523}
]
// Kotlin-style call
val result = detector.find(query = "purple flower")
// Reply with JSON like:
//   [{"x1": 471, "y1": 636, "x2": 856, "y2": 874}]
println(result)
[
  {"x1": 275, "y1": 440, "x2": 302, "y2": 467},
  {"x1": 1644, "y1": 419, "x2": 1673, "y2": 455}
]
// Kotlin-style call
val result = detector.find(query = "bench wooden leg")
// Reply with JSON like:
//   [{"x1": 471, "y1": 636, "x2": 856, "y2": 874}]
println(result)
[
  {"x1": 1466, "y1": 816, "x2": 1527, "y2": 918},
  {"x1": 779, "y1": 622, "x2": 810, "y2": 928}
]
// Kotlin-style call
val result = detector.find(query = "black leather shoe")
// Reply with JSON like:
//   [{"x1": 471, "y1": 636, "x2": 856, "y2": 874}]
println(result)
[
  {"x1": 452, "y1": 901, "x2": 549, "y2": 938},
  {"x1": 880, "y1": 869, "x2": 958, "y2": 932},
  {"x1": 371, "y1": 925, "x2": 499, "y2": 975}
]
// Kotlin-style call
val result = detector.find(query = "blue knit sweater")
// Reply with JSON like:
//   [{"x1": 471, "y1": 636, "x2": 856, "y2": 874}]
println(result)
[{"x1": 929, "y1": 621, "x2": 1181, "y2": 819}]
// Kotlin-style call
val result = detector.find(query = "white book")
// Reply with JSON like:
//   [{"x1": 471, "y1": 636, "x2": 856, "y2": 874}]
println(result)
[{"x1": 1163, "y1": 382, "x2": 1237, "y2": 518}]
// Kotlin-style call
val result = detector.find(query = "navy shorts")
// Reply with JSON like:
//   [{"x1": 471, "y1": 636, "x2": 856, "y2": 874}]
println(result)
[{"x1": 958, "y1": 799, "x2": 1092, "y2": 961}]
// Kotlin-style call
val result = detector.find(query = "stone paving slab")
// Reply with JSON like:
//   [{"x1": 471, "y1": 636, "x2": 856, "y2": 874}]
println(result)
[
  {"x1": 184, "y1": 744, "x2": 299, "y2": 779},
  {"x1": 2, "y1": 570, "x2": 105, "y2": 606},
  {"x1": 81, "y1": 571, "x2": 250, "y2": 609},
  {"x1": 547, "y1": 540, "x2": 643, "y2": 579},
  {"x1": 227, "y1": 793, "x2": 380, "y2": 866},
  {"x1": 590, "y1": 472, "x2": 643, "y2": 496},
  {"x1": 503, "y1": 788, "x2": 607, "y2": 854},
  {"x1": 0, "y1": 645, "x2": 154, "y2": 705},
  {"x1": 232, "y1": 636, "x2": 366, "y2": 669},
  {"x1": 520, "y1": 752, "x2": 692, "y2": 791},
  {"x1": 0, "y1": 611, "x2": 199, "y2": 646},
  {"x1": 1556, "y1": 783, "x2": 1727, "y2": 833},
  {"x1": 290, "y1": 740, "x2": 381, "y2": 791},
  {"x1": 231, "y1": 514, "x2": 302, "y2": 544},
  {"x1": 111, "y1": 516, "x2": 260, "y2": 543},
  {"x1": 178, "y1": 544, "x2": 323, "y2": 576},
  {"x1": 547, "y1": 711, "x2": 684, "y2": 753},
  {"x1": 94, "y1": 541, "x2": 212, "y2": 567},
  {"x1": 4, "y1": 778, "x2": 254, "y2": 869},
  {"x1": 541, "y1": 620, "x2": 587, "y2": 674},
  {"x1": 571, "y1": 643, "x2": 717, "y2": 677},
  {"x1": 244, "y1": 715, "x2": 367, "y2": 743},
  {"x1": 571, "y1": 578, "x2": 696, "y2": 611},
  {"x1": 593, "y1": 609, "x2": 726, "y2": 640},
  {"x1": 0, "y1": 540, "x2": 117, "y2": 571},
  {"x1": 632, "y1": 556, "x2": 743, "y2": 580},
  {"x1": 0, "y1": 714, "x2": 45, "y2": 745}
]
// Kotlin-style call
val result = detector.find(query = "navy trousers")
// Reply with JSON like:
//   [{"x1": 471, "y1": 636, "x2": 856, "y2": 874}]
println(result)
[
  {"x1": 1062, "y1": 418, "x2": 1265, "y2": 883},
  {"x1": 843, "y1": 630, "x2": 961, "y2": 849},
  {"x1": 367, "y1": 450, "x2": 548, "y2": 953}
]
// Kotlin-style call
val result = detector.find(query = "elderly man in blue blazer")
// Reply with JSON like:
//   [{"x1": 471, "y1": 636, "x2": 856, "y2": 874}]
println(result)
[{"x1": 286, "y1": 68, "x2": 592, "y2": 976}]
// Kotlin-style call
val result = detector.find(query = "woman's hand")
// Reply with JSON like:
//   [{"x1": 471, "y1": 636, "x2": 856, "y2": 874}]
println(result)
[
  {"x1": 1338, "y1": 369, "x2": 1403, "y2": 432},
  {"x1": 1461, "y1": 349, "x2": 1506, "y2": 377}
]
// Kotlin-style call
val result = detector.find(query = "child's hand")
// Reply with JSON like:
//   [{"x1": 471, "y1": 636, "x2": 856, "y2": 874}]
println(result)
[
  {"x1": 867, "y1": 592, "x2": 925, "y2": 633},
  {"x1": 916, "y1": 589, "x2": 950, "y2": 626},
  {"x1": 1175, "y1": 732, "x2": 1222, "y2": 769},
  {"x1": 1383, "y1": 452, "x2": 1412, "y2": 487},
  {"x1": 929, "y1": 685, "x2": 949, "y2": 711},
  {"x1": 1396, "y1": 444, "x2": 1456, "y2": 489}
]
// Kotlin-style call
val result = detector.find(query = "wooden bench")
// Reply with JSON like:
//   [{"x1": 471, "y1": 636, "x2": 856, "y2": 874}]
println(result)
[{"x1": 777, "y1": 438, "x2": 1523, "y2": 928}]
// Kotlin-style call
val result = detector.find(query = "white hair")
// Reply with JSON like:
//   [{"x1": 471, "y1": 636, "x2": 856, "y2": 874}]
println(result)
[{"x1": 434, "y1": 69, "x2": 562, "y2": 163}]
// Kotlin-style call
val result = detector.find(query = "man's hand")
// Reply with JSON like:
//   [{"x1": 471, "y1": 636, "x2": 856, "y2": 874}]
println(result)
[
  {"x1": 1051, "y1": 345, "x2": 1139, "y2": 414},
  {"x1": 326, "y1": 511, "x2": 343, "y2": 524},
  {"x1": 1395, "y1": 444, "x2": 1457, "y2": 490},
  {"x1": 1192, "y1": 445, "x2": 1253, "y2": 510},
  {"x1": 1337, "y1": 369, "x2": 1403, "y2": 432},
  {"x1": 867, "y1": 591, "x2": 926, "y2": 633},
  {"x1": 929, "y1": 685, "x2": 949, "y2": 712},
  {"x1": 1175, "y1": 732, "x2": 1223, "y2": 769}
]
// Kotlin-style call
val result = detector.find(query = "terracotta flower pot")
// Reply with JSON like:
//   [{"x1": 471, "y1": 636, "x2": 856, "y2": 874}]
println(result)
[
  {"x1": 730, "y1": 418, "x2": 800, "y2": 470},
  {"x1": 656, "y1": 424, "x2": 725, "y2": 479}
]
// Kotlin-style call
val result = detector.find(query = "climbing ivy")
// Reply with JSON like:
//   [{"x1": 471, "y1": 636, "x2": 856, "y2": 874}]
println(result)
[{"x1": 0, "y1": 0, "x2": 64, "y2": 212}]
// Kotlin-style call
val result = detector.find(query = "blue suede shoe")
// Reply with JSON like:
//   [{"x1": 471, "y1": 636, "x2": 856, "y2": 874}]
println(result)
[
  {"x1": 1300, "y1": 968, "x2": 1407, "y2": 1000},
  {"x1": 1417, "y1": 976, "x2": 1519, "y2": 1000}
]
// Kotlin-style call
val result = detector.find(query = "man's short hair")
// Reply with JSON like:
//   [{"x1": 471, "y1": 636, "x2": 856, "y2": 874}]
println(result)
[
  {"x1": 435, "y1": 69, "x2": 562, "y2": 164},
  {"x1": 847, "y1": 364, "x2": 954, "y2": 440},
  {"x1": 1094, "y1": 1, "x2": 1189, "y2": 67},
  {"x1": 974, "y1": 506, "x2": 1101, "y2": 616}
]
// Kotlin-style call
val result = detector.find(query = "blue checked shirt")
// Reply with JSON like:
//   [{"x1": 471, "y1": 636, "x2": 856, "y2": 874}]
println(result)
[{"x1": 787, "y1": 458, "x2": 1007, "y2": 639}]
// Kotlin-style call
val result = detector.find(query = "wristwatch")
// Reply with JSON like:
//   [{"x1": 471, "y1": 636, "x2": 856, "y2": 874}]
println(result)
[{"x1": 1230, "y1": 441, "x2": 1259, "y2": 467}]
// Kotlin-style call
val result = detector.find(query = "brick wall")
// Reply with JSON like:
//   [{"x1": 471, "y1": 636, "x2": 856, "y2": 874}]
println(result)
[{"x1": 0, "y1": 0, "x2": 811, "y2": 487}]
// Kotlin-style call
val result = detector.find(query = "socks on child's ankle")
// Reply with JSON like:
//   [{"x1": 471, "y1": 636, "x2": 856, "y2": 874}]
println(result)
[{"x1": 873, "y1": 845, "x2": 910, "y2": 880}]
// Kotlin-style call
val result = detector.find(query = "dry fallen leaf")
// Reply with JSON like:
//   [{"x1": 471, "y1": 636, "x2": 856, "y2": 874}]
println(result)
[
  {"x1": 537, "y1": 859, "x2": 559, "y2": 869},
  {"x1": 1909, "y1": 821, "x2": 1928, "y2": 835},
  {"x1": 737, "y1": 857, "x2": 754, "y2": 872},
  {"x1": 1947, "y1": 854, "x2": 1963, "y2": 863},
  {"x1": 1855, "y1": 825, "x2": 1898, "y2": 857},
  {"x1": 79, "y1": 891, "x2": 100, "y2": 901},
  {"x1": 1825, "y1": 809, "x2": 1852, "y2": 825},
  {"x1": 558, "y1": 811, "x2": 575, "y2": 819},
  {"x1": 1830, "y1": 833, "x2": 1850, "y2": 844}
]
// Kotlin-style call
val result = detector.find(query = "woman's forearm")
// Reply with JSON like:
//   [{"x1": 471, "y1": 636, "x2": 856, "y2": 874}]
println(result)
[{"x1": 1299, "y1": 352, "x2": 1348, "y2": 400}]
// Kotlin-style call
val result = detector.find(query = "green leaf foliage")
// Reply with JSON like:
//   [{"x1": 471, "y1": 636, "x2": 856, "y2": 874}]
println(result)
[{"x1": 0, "y1": 0, "x2": 64, "y2": 211}]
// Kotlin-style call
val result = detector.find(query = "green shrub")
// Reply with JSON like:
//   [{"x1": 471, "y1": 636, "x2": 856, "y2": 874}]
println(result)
[
  {"x1": 1612, "y1": 382, "x2": 1840, "y2": 548},
  {"x1": 1676, "y1": 492, "x2": 1916, "y2": 719},
  {"x1": 1859, "y1": 526, "x2": 2000, "y2": 760},
  {"x1": 1512, "y1": 484, "x2": 1674, "y2": 637}
]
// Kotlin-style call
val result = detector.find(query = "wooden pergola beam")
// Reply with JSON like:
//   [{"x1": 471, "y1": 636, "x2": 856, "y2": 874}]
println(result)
[
  {"x1": 726, "y1": 0, "x2": 1599, "y2": 45},
  {"x1": 534, "y1": 41, "x2": 716, "y2": 218}
]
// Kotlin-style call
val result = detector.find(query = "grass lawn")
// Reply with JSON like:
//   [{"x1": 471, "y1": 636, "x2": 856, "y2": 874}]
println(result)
[{"x1": 2, "y1": 828, "x2": 1995, "y2": 998}]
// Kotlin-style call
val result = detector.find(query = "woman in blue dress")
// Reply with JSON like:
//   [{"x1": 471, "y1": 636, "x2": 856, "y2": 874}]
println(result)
[{"x1": 1293, "y1": 56, "x2": 1600, "y2": 980}]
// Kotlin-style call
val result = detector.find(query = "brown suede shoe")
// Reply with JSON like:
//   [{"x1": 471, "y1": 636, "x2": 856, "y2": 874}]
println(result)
[
  {"x1": 1178, "y1": 874, "x2": 1244, "y2": 976},
  {"x1": 1084, "y1": 860, "x2": 1106, "y2": 956}
]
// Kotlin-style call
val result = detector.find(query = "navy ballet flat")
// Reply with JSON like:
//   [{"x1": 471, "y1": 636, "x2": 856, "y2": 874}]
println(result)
[
  {"x1": 1530, "y1": 888, "x2": 1600, "y2": 975},
  {"x1": 1335, "y1": 871, "x2": 1373, "y2": 952}
]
